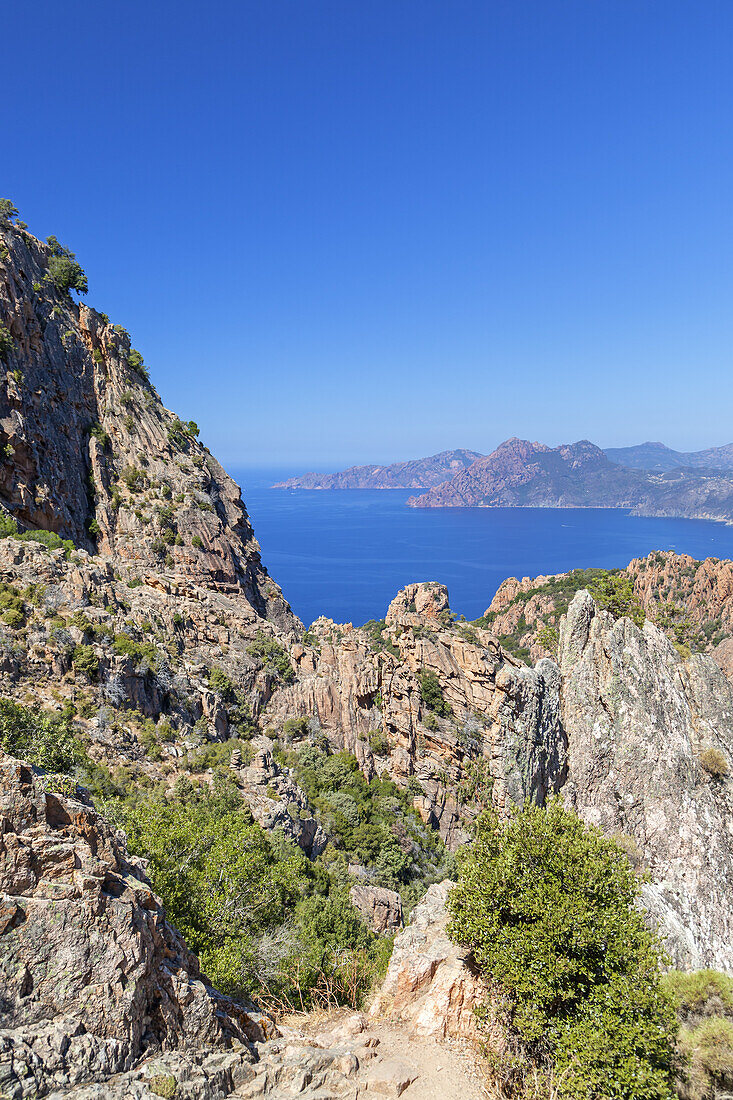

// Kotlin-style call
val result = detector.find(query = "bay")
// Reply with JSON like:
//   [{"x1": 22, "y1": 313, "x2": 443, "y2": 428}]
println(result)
[{"x1": 234, "y1": 468, "x2": 733, "y2": 628}]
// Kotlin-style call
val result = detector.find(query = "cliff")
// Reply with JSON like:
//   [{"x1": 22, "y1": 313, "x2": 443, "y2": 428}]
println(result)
[
  {"x1": 0, "y1": 219, "x2": 296, "y2": 631},
  {"x1": 272, "y1": 449, "x2": 482, "y2": 490},
  {"x1": 407, "y1": 436, "x2": 733, "y2": 522}
]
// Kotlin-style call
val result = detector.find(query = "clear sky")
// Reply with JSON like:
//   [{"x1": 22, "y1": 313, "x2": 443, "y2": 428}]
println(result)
[{"x1": 5, "y1": 1, "x2": 733, "y2": 468}]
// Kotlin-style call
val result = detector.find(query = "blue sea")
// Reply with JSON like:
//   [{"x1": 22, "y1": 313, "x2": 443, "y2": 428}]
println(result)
[{"x1": 234, "y1": 468, "x2": 733, "y2": 628}]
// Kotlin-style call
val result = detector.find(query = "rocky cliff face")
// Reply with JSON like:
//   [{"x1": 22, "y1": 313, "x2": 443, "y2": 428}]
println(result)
[
  {"x1": 407, "y1": 437, "x2": 733, "y2": 522},
  {"x1": 0, "y1": 752, "x2": 266, "y2": 1098},
  {"x1": 559, "y1": 591, "x2": 733, "y2": 970},
  {"x1": 272, "y1": 449, "x2": 483, "y2": 490},
  {"x1": 0, "y1": 221, "x2": 295, "y2": 630}
]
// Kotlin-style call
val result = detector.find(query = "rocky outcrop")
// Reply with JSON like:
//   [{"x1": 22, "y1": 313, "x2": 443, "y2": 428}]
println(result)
[
  {"x1": 237, "y1": 746, "x2": 327, "y2": 858},
  {"x1": 349, "y1": 885, "x2": 403, "y2": 934},
  {"x1": 483, "y1": 550, "x2": 733, "y2": 668},
  {"x1": 407, "y1": 437, "x2": 733, "y2": 522},
  {"x1": 559, "y1": 591, "x2": 733, "y2": 970},
  {"x1": 369, "y1": 881, "x2": 484, "y2": 1040},
  {"x1": 0, "y1": 752, "x2": 267, "y2": 1098},
  {"x1": 272, "y1": 450, "x2": 483, "y2": 491},
  {"x1": 0, "y1": 219, "x2": 295, "y2": 630},
  {"x1": 266, "y1": 582, "x2": 567, "y2": 848}
]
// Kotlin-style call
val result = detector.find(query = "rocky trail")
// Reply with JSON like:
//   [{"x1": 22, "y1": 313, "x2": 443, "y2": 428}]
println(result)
[{"x1": 238, "y1": 1009, "x2": 486, "y2": 1099}]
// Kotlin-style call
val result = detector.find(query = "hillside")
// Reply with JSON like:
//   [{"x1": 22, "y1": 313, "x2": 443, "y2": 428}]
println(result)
[
  {"x1": 0, "y1": 215, "x2": 295, "y2": 631},
  {"x1": 272, "y1": 448, "x2": 483, "y2": 489},
  {"x1": 407, "y1": 436, "x2": 733, "y2": 521},
  {"x1": 3, "y1": 202, "x2": 733, "y2": 1098}
]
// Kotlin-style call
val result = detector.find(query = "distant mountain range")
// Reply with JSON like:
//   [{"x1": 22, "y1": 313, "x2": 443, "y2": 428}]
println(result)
[
  {"x1": 407, "y1": 438, "x2": 733, "y2": 521},
  {"x1": 272, "y1": 449, "x2": 482, "y2": 490},
  {"x1": 605, "y1": 440, "x2": 733, "y2": 471},
  {"x1": 274, "y1": 438, "x2": 733, "y2": 523}
]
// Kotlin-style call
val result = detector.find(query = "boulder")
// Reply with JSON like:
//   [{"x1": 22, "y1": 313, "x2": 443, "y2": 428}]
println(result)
[
  {"x1": 349, "y1": 884, "x2": 403, "y2": 934},
  {"x1": 369, "y1": 881, "x2": 485, "y2": 1040}
]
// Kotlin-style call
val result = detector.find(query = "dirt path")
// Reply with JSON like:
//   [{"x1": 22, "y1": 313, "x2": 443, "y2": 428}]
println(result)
[{"x1": 244, "y1": 1007, "x2": 488, "y2": 1099}]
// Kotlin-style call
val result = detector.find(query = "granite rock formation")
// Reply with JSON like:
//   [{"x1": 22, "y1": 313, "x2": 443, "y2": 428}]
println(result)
[
  {"x1": 0, "y1": 220, "x2": 295, "y2": 630},
  {"x1": 0, "y1": 752, "x2": 266, "y2": 1098}
]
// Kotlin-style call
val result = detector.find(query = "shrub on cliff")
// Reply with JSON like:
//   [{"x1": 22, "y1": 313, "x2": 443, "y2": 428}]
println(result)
[
  {"x1": 0, "y1": 697, "x2": 81, "y2": 773},
  {"x1": 46, "y1": 243, "x2": 88, "y2": 295},
  {"x1": 448, "y1": 799, "x2": 677, "y2": 1099},
  {"x1": 0, "y1": 322, "x2": 14, "y2": 363},
  {"x1": 588, "y1": 571, "x2": 645, "y2": 627},
  {"x1": 418, "y1": 669, "x2": 451, "y2": 717}
]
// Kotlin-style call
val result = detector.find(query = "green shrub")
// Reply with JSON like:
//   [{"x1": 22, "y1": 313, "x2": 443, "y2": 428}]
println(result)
[
  {"x1": 89, "y1": 421, "x2": 110, "y2": 449},
  {"x1": 0, "y1": 322, "x2": 14, "y2": 363},
  {"x1": 246, "y1": 631, "x2": 294, "y2": 684},
  {"x1": 418, "y1": 669, "x2": 451, "y2": 717},
  {"x1": 448, "y1": 799, "x2": 677, "y2": 1099},
  {"x1": 191, "y1": 535, "x2": 203, "y2": 549},
  {"x1": 72, "y1": 644, "x2": 99, "y2": 681},
  {"x1": 208, "y1": 665, "x2": 236, "y2": 702},
  {"x1": 1, "y1": 607, "x2": 24, "y2": 629},
  {"x1": 148, "y1": 1076, "x2": 177, "y2": 1099},
  {"x1": 121, "y1": 466, "x2": 145, "y2": 492},
  {"x1": 589, "y1": 572, "x2": 645, "y2": 627},
  {"x1": 0, "y1": 198, "x2": 19, "y2": 226},
  {"x1": 0, "y1": 697, "x2": 81, "y2": 772},
  {"x1": 663, "y1": 970, "x2": 733, "y2": 1020},
  {"x1": 113, "y1": 632, "x2": 158, "y2": 669},
  {"x1": 47, "y1": 249, "x2": 88, "y2": 295},
  {"x1": 678, "y1": 1017, "x2": 733, "y2": 1100}
]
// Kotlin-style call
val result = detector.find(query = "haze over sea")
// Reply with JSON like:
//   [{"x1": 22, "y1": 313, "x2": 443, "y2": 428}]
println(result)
[{"x1": 236, "y1": 468, "x2": 733, "y2": 628}]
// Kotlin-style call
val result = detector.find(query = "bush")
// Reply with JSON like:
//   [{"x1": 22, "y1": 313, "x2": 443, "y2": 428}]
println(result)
[
  {"x1": 0, "y1": 697, "x2": 81, "y2": 772},
  {"x1": 589, "y1": 572, "x2": 645, "y2": 627},
  {"x1": 663, "y1": 969, "x2": 733, "y2": 1020},
  {"x1": 113, "y1": 632, "x2": 158, "y2": 669},
  {"x1": 0, "y1": 198, "x2": 18, "y2": 226},
  {"x1": 246, "y1": 631, "x2": 294, "y2": 684},
  {"x1": 208, "y1": 665, "x2": 236, "y2": 702},
  {"x1": 699, "y1": 747, "x2": 728, "y2": 779},
  {"x1": 191, "y1": 535, "x2": 203, "y2": 549},
  {"x1": 418, "y1": 669, "x2": 451, "y2": 717},
  {"x1": 448, "y1": 799, "x2": 677, "y2": 1099},
  {"x1": 47, "y1": 249, "x2": 88, "y2": 295},
  {"x1": 72, "y1": 644, "x2": 99, "y2": 681},
  {"x1": 678, "y1": 1017, "x2": 733, "y2": 1100},
  {"x1": 117, "y1": 780, "x2": 384, "y2": 1009},
  {"x1": 0, "y1": 322, "x2": 14, "y2": 363},
  {"x1": 1, "y1": 608, "x2": 24, "y2": 629}
]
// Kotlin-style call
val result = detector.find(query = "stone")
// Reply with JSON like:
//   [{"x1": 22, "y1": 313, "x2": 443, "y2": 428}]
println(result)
[
  {"x1": 349, "y1": 885, "x2": 403, "y2": 934},
  {"x1": 370, "y1": 881, "x2": 485, "y2": 1041}
]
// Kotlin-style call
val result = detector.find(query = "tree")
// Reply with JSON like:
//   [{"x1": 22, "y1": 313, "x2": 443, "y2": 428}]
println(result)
[
  {"x1": 588, "y1": 572, "x2": 645, "y2": 627},
  {"x1": 45, "y1": 238, "x2": 88, "y2": 295},
  {"x1": 448, "y1": 799, "x2": 677, "y2": 1099},
  {"x1": 0, "y1": 199, "x2": 18, "y2": 227}
]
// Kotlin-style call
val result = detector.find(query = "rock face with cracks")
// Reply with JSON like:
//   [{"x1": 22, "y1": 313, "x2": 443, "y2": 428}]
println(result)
[{"x1": 0, "y1": 752, "x2": 267, "y2": 1098}]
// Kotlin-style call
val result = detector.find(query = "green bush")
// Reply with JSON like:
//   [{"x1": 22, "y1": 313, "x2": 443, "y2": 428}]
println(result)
[
  {"x1": 0, "y1": 322, "x2": 14, "y2": 363},
  {"x1": 72, "y1": 644, "x2": 99, "y2": 681},
  {"x1": 448, "y1": 799, "x2": 677, "y2": 1099},
  {"x1": 191, "y1": 535, "x2": 203, "y2": 549},
  {"x1": 0, "y1": 198, "x2": 19, "y2": 226},
  {"x1": 208, "y1": 665, "x2": 236, "y2": 702},
  {"x1": 113, "y1": 632, "x2": 158, "y2": 669},
  {"x1": 678, "y1": 1017, "x2": 733, "y2": 1100},
  {"x1": 589, "y1": 572, "x2": 645, "y2": 627},
  {"x1": 0, "y1": 697, "x2": 81, "y2": 772},
  {"x1": 246, "y1": 631, "x2": 294, "y2": 684},
  {"x1": 418, "y1": 669, "x2": 451, "y2": 717},
  {"x1": 117, "y1": 779, "x2": 385, "y2": 1009},
  {"x1": 47, "y1": 249, "x2": 88, "y2": 295}
]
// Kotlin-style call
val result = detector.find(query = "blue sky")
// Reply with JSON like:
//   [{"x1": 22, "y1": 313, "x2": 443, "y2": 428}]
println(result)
[{"x1": 5, "y1": 1, "x2": 733, "y2": 467}]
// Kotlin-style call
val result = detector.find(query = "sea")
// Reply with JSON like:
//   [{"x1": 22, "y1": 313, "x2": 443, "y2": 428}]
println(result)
[{"x1": 233, "y1": 468, "x2": 733, "y2": 628}]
